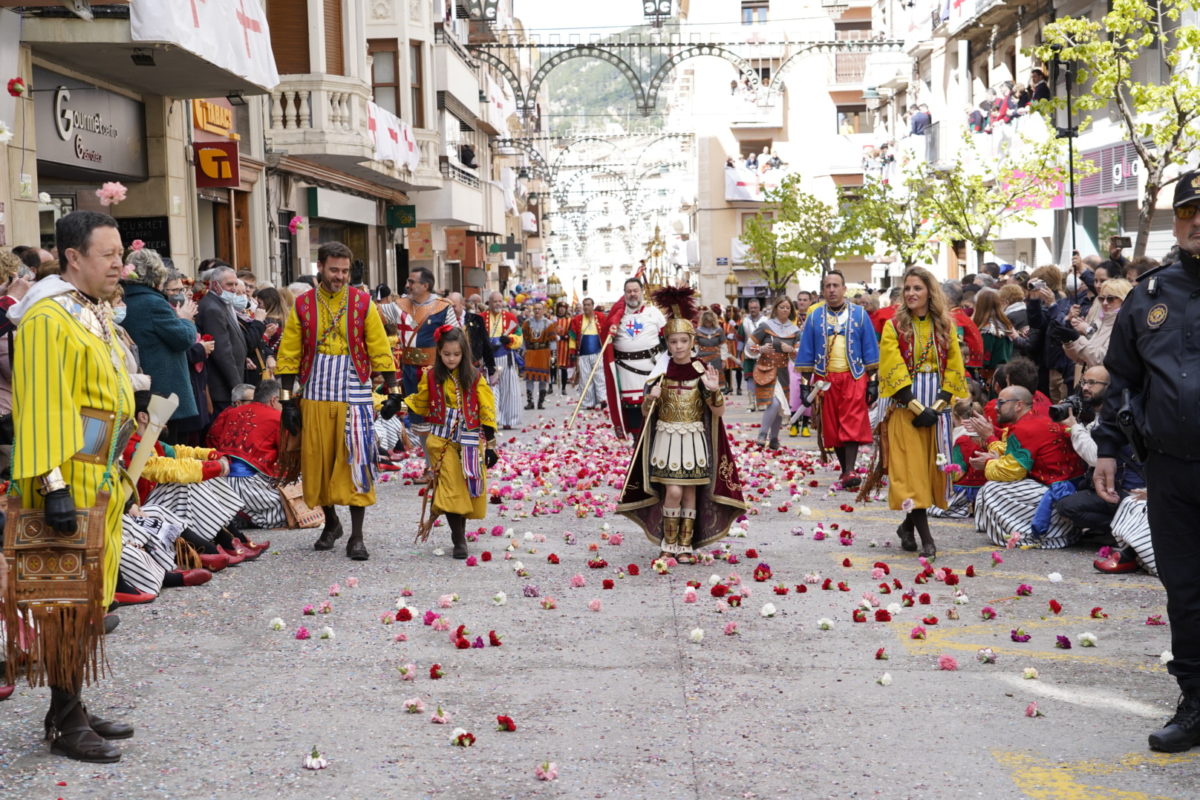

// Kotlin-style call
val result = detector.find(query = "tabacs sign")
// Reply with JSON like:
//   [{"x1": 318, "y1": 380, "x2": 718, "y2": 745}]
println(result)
[{"x1": 194, "y1": 141, "x2": 240, "y2": 188}]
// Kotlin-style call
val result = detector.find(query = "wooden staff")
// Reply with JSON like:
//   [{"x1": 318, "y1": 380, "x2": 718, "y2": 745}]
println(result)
[
  {"x1": 619, "y1": 397, "x2": 657, "y2": 488},
  {"x1": 415, "y1": 443, "x2": 452, "y2": 543},
  {"x1": 567, "y1": 330, "x2": 614, "y2": 429}
]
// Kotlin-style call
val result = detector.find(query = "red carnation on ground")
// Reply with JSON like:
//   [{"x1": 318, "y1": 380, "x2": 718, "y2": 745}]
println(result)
[
  {"x1": 396, "y1": 607, "x2": 413, "y2": 622},
  {"x1": 430, "y1": 663, "x2": 444, "y2": 679},
  {"x1": 547, "y1": 553, "x2": 560, "y2": 564},
  {"x1": 842, "y1": 558, "x2": 852, "y2": 568},
  {"x1": 488, "y1": 630, "x2": 503, "y2": 646},
  {"x1": 496, "y1": 715, "x2": 517, "y2": 732},
  {"x1": 918, "y1": 592, "x2": 931, "y2": 605},
  {"x1": 965, "y1": 565, "x2": 976, "y2": 577},
  {"x1": 627, "y1": 564, "x2": 640, "y2": 576},
  {"x1": 821, "y1": 578, "x2": 833, "y2": 590},
  {"x1": 1049, "y1": 599, "x2": 1063, "y2": 615},
  {"x1": 481, "y1": 551, "x2": 492, "y2": 562},
  {"x1": 875, "y1": 609, "x2": 892, "y2": 622},
  {"x1": 710, "y1": 584, "x2": 729, "y2": 598},
  {"x1": 602, "y1": 579, "x2": 615, "y2": 590},
  {"x1": 944, "y1": 574, "x2": 960, "y2": 586},
  {"x1": 745, "y1": 548, "x2": 758, "y2": 558},
  {"x1": 795, "y1": 584, "x2": 808, "y2": 593},
  {"x1": 873, "y1": 562, "x2": 890, "y2": 575},
  {"x1": 922, "y1": 615, "x2": 939, "y2": 625},
  {"x1": 455, "y1": 637, "x2": 471, "y2": 649},
  {"x1": 852, "y1": 609, "x2": 867, "y2": 623}
]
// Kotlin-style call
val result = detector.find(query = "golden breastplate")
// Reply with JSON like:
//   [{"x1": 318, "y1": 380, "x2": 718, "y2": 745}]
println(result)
[{"x1": 658, "y1": 377, "x2": 705, "y2": 423}]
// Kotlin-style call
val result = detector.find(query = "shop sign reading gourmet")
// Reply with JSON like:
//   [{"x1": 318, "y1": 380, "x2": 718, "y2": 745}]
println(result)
[{"x1": 33, "y1": 67, "x2": 148, "y2": 180}]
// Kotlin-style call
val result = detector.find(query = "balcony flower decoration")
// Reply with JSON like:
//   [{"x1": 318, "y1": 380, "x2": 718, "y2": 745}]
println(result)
[
  {"x1": 288, "y1": 215, "x2": 305, "y2": 236},
  {"x1": 6, "y1": 77, "x2": 27, "y2": 98},
  {"x1": 96, "y1": 182, "x2": 127, "y2": 207}
]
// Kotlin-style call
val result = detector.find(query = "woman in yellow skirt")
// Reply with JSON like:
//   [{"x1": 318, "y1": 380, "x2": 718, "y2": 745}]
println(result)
[
  {"x1": 876, "y1": 267, "x2": 969, "y2": 560},
  {"x1": 402, "y1": 327, "x2": 498, "y2": 558}
]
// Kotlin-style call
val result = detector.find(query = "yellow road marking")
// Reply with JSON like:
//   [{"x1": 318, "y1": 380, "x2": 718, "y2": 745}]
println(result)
[{"x1": 993, "y1": 749, "x2": 1198, "y2": 800}]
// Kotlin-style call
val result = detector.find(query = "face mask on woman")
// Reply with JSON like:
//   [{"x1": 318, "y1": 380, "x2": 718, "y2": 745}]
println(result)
[
  {"x1": 169, "y1": 292, "x2": 187, "y2": 306},
  {"x1": 230, "y1": 294, "x2": 249, "y2": 311},
  {"x1": 112, "y1": 306, "x2": 127, "y2": 325}
]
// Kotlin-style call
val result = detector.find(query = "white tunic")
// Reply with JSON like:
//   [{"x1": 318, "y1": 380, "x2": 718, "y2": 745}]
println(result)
[{"x1": 613, "y1": 304, "x2": 667, "y2": 403}]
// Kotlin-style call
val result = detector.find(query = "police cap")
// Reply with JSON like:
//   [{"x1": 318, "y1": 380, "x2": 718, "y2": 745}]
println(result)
[{"x1": 1174, "y1": 169, "x2": 1200, "y2": 207}]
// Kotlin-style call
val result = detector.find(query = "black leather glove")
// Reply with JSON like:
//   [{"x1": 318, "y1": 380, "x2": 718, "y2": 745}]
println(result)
[
  {"x1": 281, "y1": 399, "x2": 302, "y2": 436},
  {"x1": 912, "y1": 407, "x2": 939, "y2": 428},
  {"x1": 485, "y1": 449, "x2": 499, "y2": 469},
  {"x1": 500, "y1": 335, "x2": 512, "y2": 347},
  {"x1": 866, "y1": 380, "x2": 879, "y2": 404},
  {"x1": 380, "y1": 394, "x2": 405, "y2": 420},
  {"x1": 43, "y1": 487, "x2": 77, "y2": 534},
  {"x1": 482, "y1": 424, "x2": 496, "y2": 441}
]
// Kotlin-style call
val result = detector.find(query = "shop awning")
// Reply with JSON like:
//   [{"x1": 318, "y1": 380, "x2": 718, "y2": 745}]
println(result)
[{"x1": 19, "y1": 0, "x2": 279, "y2": 98}]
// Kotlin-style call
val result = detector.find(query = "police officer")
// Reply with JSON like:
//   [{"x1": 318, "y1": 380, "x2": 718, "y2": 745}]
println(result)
[{"x1": 1095, "y1": 169, "x2": 1200, "y2": 752}]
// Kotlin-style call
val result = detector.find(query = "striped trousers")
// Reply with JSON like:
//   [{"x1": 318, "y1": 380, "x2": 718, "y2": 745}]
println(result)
[{"x1": 974, "y1": 478, "x2": 1080, "y2": 550}]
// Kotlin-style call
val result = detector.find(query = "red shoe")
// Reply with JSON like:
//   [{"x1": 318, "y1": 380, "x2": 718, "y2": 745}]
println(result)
[
  {"x1": 179, "y1": 569, "x2": 213, "y2": 587},
  {"x1": 1094, "y1": 552, "x2": 1139, "y2": 574},
  {"x1": 113, "y1": 591, "x2": 156, "y2": 606},
  {"x1": 215, "y1": 545, "x2": 246, "y2": 565},
  {"x1": 241, "y1": 538, "x2": 269, "y2": 553},
  {"x1": 0, "y1": 685, "x2": 13, "y2": 701},
  {"x1": 199, "y1": 552, "x2": 230, "y2": 572},
  {"x1": 229, "y1": 541, "x2": 262, "y2": 561}
]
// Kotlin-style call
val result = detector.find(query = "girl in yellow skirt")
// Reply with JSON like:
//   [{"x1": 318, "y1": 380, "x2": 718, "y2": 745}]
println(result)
[
  {"x1": 875, "y1": 267, "x2": 969, "y2": 560},
  {"x1": 402, "y1": 327, "x2": 498, "y2": 558}
]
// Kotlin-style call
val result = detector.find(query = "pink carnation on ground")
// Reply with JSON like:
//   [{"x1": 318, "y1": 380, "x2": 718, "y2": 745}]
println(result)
[{"x1": 937, "y1": 655, "x2": 958, "y2": 671}]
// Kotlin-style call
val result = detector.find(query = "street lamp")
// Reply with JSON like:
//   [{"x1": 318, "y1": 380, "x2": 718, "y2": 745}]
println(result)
[
  {"x1": 724, "y1": 272, "x2": 740, "y2": 304},
  {"x1": 642, "y1": 0, "x2": 672, "y2": 27},
  {"x1": 1051, "y1": 48, "x2": 1078, "y2": 257},
  {"x1": 546, "y1": 273, "x2": 564, "y2": 303}
]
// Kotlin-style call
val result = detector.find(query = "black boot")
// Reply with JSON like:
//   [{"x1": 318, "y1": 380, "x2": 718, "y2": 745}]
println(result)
[
  {"x1": 525, "y1": 391, "x2": 534, "y2": 411},
  {"x1": 537, "y1": 389, "x2": 546, "y2": 409},
  {"x1": 45, "y1": 688, "x2": 121, "y2": 763},
  {"x1": 1150, "y1": 692, "x2": 1200, "y2": 752},
  {"x1": 448, "y1": 513, "x2": 468, "y2": 559},
  {"x1": 345, "y1": 506, "x2": 368, "y2": 561},
  {"x1": 314, "y1": 508, "x2": 343, "y2": 551}
]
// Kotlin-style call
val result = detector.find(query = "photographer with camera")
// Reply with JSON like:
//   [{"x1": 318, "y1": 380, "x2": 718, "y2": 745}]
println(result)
[{"x1": 1052, "y1": 367, "x2": 1145, "y2": 564}]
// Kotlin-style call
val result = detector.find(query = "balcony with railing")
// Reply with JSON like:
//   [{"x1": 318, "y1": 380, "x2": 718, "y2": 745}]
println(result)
[
  {"x1": 830, "y1": 52, "x2": 868, "y2": 87},
  {"x1": 267, "y1": 74, "x2": 439, "y2": 192}
]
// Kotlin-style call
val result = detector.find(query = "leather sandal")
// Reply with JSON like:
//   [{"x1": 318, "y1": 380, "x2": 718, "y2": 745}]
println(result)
[
  {"x1": 314, "y1": 520, "x2": 344, "y2": 551},
  {"x1": 676, "y1": 552, "x2": 697, "y2": 565}
]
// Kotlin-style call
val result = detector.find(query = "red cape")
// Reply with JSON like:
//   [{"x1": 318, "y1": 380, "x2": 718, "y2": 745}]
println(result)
[{"x1": 602, "y1": 303, "x2": 630, "y2": 438}]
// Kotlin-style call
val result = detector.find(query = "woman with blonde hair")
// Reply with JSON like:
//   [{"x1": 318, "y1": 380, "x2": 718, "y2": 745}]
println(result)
[
  {"x1": 1064, "y1": 278, "x2": 1133, "y2": 381},
  {"x1": 869, "y1": 267, "x2": 969, "y2": 559}
]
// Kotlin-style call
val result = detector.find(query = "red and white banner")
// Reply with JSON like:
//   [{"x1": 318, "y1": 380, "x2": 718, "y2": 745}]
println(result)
[
  {"x1": 131, "y1": 0, "x2": 280, "y2": 90},
  {"x1": 367, "y1": 101, "x2": 421, "y2": 172}
]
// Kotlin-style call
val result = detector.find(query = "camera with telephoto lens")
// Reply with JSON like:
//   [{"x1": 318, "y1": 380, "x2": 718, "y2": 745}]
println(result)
[{"x1": 1048, "y1": 394, "x2": 1084, "y2": 423}]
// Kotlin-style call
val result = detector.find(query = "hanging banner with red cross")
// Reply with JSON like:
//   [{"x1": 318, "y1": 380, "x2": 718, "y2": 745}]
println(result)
[{"x1": 131, "y1": 0, "x2": 281, "y2": 91}]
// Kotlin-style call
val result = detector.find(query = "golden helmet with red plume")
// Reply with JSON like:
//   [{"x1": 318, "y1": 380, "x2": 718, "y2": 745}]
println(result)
[{"x1": 653, "y1": 285, "x2": 698, "y2": 337}]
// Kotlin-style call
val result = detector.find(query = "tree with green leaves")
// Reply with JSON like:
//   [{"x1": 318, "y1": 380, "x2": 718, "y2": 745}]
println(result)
[
  {"x1": 917, "y1": 132, "x2": 1073, "y2": 268},
  {"x1": 854, "y1": 174, "x2": 938, "y2": 270},
  {"x1": 1036, "y1": 0, "x2": 1200, "y2": 256},
  {"x1": 739, "y1": 173, "x2": 872, "y2": 295}
]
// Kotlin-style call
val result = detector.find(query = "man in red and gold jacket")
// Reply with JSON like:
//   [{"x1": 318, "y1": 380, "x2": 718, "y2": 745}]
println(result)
[{"x1": 207, "y1": 379, "x2": 286, "y2": 528}]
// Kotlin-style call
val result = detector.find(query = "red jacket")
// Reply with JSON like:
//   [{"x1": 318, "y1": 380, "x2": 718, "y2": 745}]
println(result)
[
  {"x1": 871, "y1": 304, "x2": 896, "y2": 337},
  {"x1": 953, "y1": 307, "x2": 984, "y2": 369},
  {"x1": 984, "y1": 390, "x2": 1052, "y2": 435},
  {"x1": 206, "y1": 402, "x2": 282, "y2": 477}
]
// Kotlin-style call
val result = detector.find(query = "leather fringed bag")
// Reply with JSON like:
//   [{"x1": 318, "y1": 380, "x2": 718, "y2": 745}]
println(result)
[
  {"x1": 276, "y1": 424, "x2": 302, "y2": 487},
  {"x1": 3, "y1": 491, "x2": 111, "y2": 687}
]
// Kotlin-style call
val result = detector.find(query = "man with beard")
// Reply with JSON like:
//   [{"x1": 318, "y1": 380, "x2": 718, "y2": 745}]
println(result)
[
  {"x1": 1053, "y1": 365, "x2": 1144, "y2": 559},
  {"x1": 602, "y1": 278, "x2": 666, "y2": 439},
  {"x1": 396, "y1": 268, "x2": 457, "y2": 480},
  {"x1": 276, "y1": 242, "x2": 402, "y2": 560},
  {"x1": 971, "y1": 385, "x2": 1084, "y2": 550},
  {"x1": 794, "y1": 271, "x2": 878, "y2": 489}
]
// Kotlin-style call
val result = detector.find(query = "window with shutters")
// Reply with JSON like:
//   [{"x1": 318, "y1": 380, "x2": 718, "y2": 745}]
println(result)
[
  {"x1": 266, "y1": 0, "x2": 310, "y2": 75},
  {"x1": 369, "y1": 40, "x2": 400, "y2": 116},
  {"x1": 324, "y1": 0, "x2": 344, "y2": 76},
  {"x1": 410, "y1": 42, "x2": 426, "y2": 129}
]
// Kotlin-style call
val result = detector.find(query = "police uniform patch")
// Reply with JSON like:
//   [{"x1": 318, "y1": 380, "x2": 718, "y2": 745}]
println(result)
[{"x1": 1148, "y1": 303, "x2": 1169, "y2": 329}]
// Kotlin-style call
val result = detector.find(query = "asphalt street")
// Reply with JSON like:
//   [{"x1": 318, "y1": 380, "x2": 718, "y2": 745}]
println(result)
[{"x1": 0, "y1": 388, "x2": 1194, "y2": 800}]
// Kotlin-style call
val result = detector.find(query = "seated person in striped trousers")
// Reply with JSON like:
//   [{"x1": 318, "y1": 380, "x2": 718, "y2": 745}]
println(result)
[
  {"x1": 123, "y1": 391, "x2": 265, "y2": 570},
  {"x1": 206, "y1": 379, "x2": 287, "y2": 529},
  {"x1": 971, "y1": 385, "x2": 1086, "y2": 549}
]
